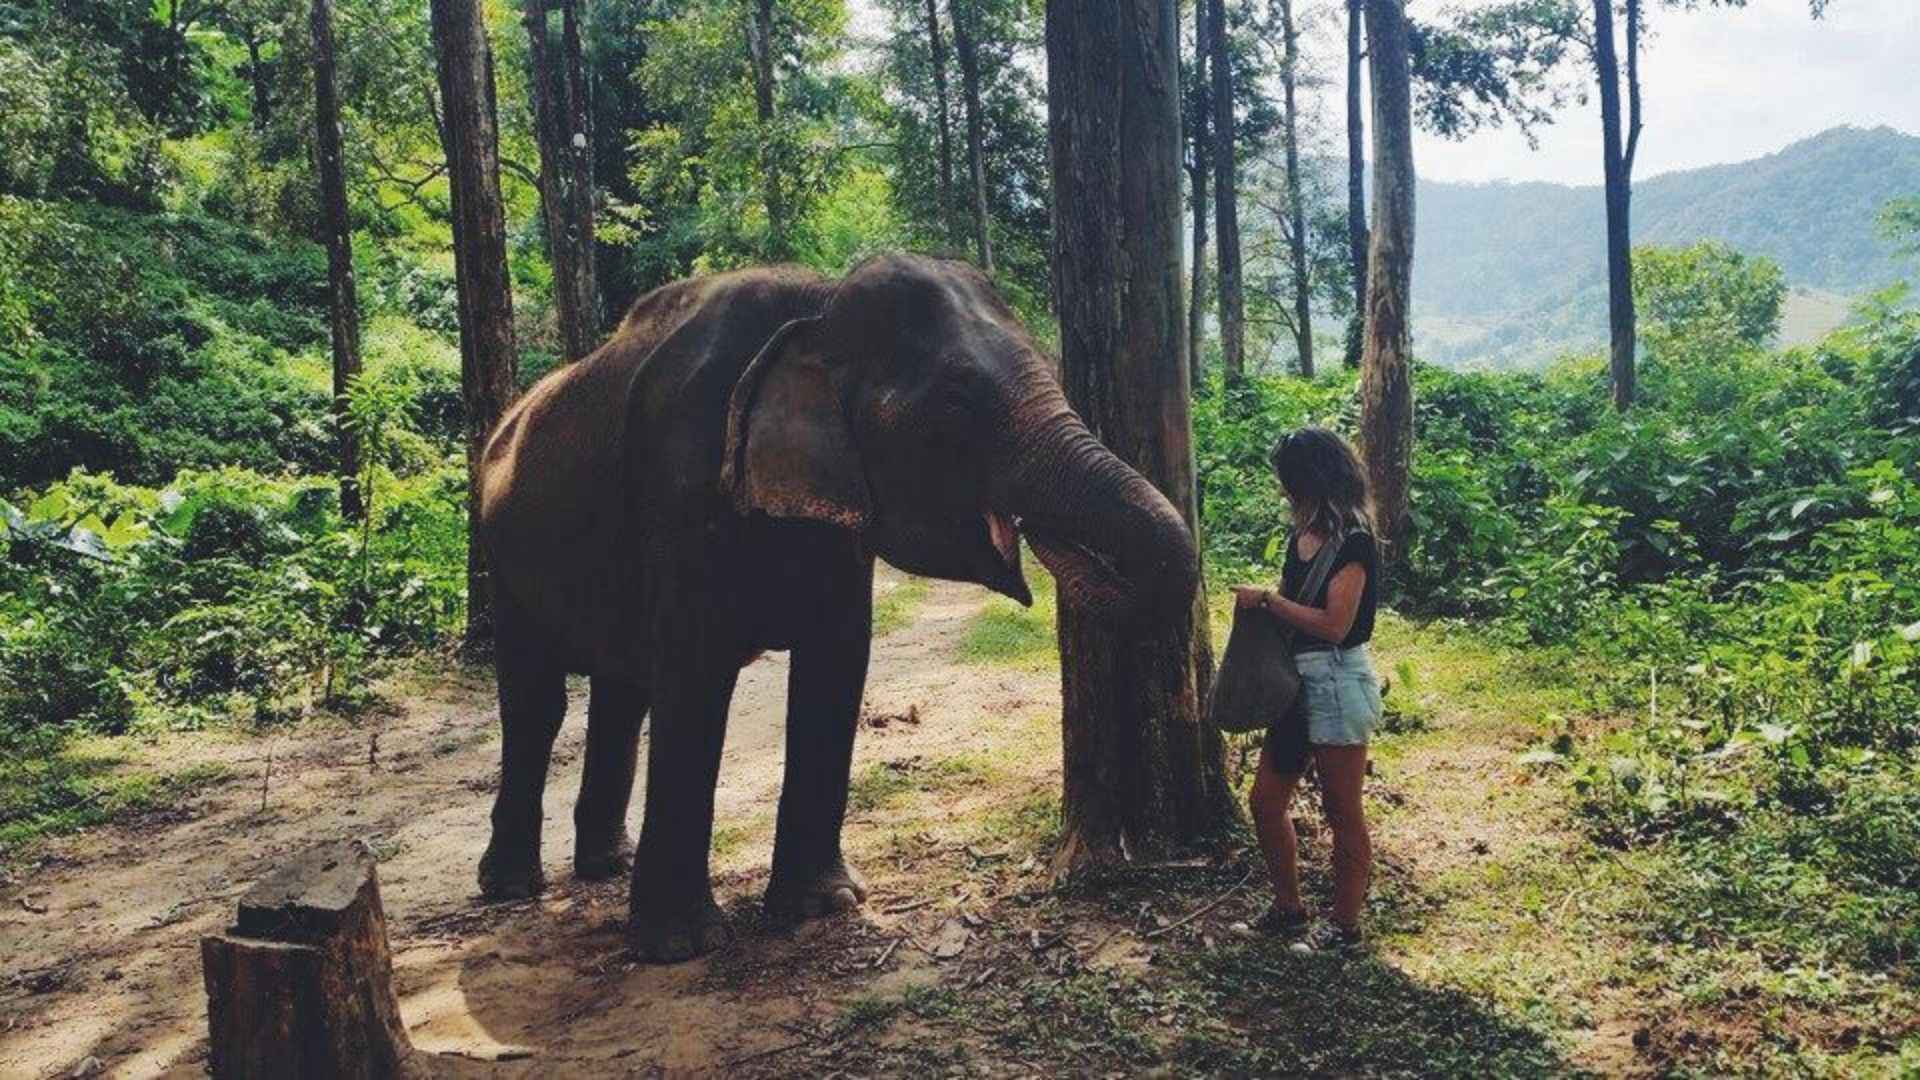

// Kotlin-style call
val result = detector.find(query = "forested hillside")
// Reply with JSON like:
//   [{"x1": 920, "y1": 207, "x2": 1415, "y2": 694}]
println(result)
[{"x1": 1416, "y1": 126, "x2": 1920, "y2": 367}]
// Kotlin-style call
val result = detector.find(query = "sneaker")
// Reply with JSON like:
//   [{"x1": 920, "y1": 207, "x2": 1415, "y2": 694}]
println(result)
[
  {"x1": 1252, "y1": 905, "x2": 1311, "y2": 938},
  {"x1": 1289, "y1": 920, "x2": 1365, "y2": 955}
]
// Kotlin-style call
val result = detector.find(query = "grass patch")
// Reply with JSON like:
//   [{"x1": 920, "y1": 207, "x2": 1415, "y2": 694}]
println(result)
[
  {"x1": 847, "y1": 754, "x2": 989, "y2": 814},
  {"x1": 960, "y1": 560, "x2": 1057, "y2": 669},
  {"x1": 974, "y1": 787, "x2": 1061, "y2": 849},
  {"x1": 0, "y1": 734, "x2": 232, "y2": 864},
  {"x1": 871, "y1": 577, "x2": 931, "y2": 637}
]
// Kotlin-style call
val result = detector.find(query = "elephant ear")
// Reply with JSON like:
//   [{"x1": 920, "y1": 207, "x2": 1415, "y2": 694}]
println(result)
[{"x1": 721, "y1": 317, "x2": 872, "y2": 530}]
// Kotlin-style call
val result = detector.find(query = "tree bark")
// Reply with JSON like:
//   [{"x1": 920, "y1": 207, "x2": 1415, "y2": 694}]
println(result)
[
  {"x1": 1206, "y1": 0, "x2": 1246, "y2": 390},
  {"x1": 1344, "y1": 0, "x2": 1367, "y2": 370},
  {"x1": 1360, "y1": 0, "x2": 1413, "y2": 553},
  {"x1": 200, "y1": 841, "x2": 412, "y2": 1079},
  {"x1": 1593, "y1": 0, "x2": 1638, "y2": 410},
  {"x1": 432, "y1": 0, "x2": 519, "y2": 646},
  {"x1": 1045, "y1": 0, "x2": 1232, "y2": 879},
  {"x1": 311, "y1": 0, "x2": 363, "y2": 523},
  {"x1": 747, "y1": 0, "x2": 789, "y2": 259},
  {"x1": 951, "y1": 0, "x2": 994, "y2": 272},
  {"x1": 923, "y1": 0, "x2": 957, "y2": 245},
  {"x1": 1186, "y1": 0, "x2": 1209, "y2": 389},
  {"x1": 523, "y1": 0, "x2": 600, "y2": 361},
  {"x1": 246, "y1": 34, "x2": 272, "y2": 130},
  {"x1": 1279, "y1": 0, "x2": 1314, "y2": 377}
]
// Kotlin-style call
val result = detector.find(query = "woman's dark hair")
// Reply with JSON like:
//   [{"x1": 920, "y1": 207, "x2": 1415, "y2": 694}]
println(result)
[{"x1": 1268, "y1": 426, "x2": 1377, "y2": 538}]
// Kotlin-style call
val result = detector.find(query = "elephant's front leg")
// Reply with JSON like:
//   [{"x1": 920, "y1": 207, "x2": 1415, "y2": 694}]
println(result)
[
  {"x1": 765, "y1": 585, "x2": 873, "y2": 922},
  {"x1": 628, "y1": 637, "x2": 740, "y2": 963}
]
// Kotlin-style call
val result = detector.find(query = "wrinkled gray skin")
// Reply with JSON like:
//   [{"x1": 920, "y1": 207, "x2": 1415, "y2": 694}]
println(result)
[{"x1": 475, "y1": 254, "x2": 1197, "y2": 962}]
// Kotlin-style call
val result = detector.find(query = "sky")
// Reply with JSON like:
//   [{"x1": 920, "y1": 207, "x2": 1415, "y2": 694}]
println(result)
[
  {"x1": 851, "y1": 0, "x2": 1919, "y2": 187},
  {"x1": 1324, "y1": 0, "x2": 1920, "y2": 186}
]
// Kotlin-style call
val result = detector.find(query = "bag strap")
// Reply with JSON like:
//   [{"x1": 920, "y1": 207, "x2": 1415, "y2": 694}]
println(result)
[
  {"x1": 1269, "y1": 528, "x2": 1348, "y2": 649},
  {"x1": 1286, "y1": 528, "x2": 1347, "y2": 606}
]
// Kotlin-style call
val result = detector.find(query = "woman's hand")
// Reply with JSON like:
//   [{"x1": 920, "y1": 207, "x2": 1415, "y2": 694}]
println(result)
[{"x1": 1230, "y1": 585, "x2": 1270, "y2": 610}]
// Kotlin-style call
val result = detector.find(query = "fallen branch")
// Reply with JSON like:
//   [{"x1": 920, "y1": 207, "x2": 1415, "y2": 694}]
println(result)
[
  {"x1": 1143, "y1": 868, "x2": 1256, "y2": 940},
  {"x1": 720, "y1": 1037, "x2": 814, "y2": 1069}
]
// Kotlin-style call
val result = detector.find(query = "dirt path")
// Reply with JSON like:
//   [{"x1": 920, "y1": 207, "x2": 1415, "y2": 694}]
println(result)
[{"x1": 0, "y1": 572, "x2": 1057, "y2": 1078}]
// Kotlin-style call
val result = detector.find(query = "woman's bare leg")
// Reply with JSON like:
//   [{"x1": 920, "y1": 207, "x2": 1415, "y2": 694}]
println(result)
[
  {"x1": 1313, "y1": 744, "x2": 1371, "y2": 929},
  {"x1": 1249, "y1": 747, "x2": 1306, "y2": 915}
]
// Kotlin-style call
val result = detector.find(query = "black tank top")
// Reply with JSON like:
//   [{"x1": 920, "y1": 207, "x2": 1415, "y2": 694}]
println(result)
[{"x1": 1279, "y1": 531, "x2": 1378, "y2": 653}]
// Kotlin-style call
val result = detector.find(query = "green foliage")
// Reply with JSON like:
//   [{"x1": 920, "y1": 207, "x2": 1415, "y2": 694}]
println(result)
[
  {"x1": 0, "y1": 199, "x2": 333, "y2": 490},
  {"x1": 1, "y1": 465, "x2": 467, "y2": 737},
  {"x1": 1632, "y1": 241, "x2": 1786, "y2": 360}
]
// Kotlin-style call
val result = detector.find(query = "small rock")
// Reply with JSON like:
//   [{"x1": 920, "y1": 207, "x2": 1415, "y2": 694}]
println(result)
[
  {"x1": 1229, "y1": 921, "x2": 1251, "y2": 935},
  {"x1": 70, "y1": 1056, "x2": 103, "y2": 1078},
  {"x1": 931, "y1": 918, "x2": 969, "y2": 959}
]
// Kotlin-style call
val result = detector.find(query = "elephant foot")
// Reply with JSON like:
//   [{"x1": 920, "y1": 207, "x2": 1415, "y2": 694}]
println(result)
[
  {"x1": 478, "y1": 842, "x2": 546, "y2": 901},
  {"x1": 574, "y1": 831, "x2": 635, "y2": 881},
  {"x1": 765, "y1": 859, "x2": 869, "y2": 923},
  {"x1": 628, "y1": 895, "x2": 731, "y2": 964}
]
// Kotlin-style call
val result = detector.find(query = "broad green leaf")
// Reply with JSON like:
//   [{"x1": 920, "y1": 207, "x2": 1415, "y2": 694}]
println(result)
[{"x1": 1790, "y1": 497, "x2": 1816, "y2": 520}]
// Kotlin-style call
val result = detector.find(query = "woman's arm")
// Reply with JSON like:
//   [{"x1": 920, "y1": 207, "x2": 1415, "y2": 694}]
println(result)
[{"x1": 1263, "y1": 562, "x2": 1366, "y2": 644}]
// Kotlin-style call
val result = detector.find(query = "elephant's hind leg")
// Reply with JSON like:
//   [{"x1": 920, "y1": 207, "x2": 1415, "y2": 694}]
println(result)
[
  {"x1": 478, "y1": 619, "x2": 568, "y2": 901},
  {"x1": 575, "y1": 675, "x2": 647, "y2": 880}
]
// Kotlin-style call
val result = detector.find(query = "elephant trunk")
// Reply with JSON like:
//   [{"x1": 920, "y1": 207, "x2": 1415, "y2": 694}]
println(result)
[{"x1": 995, "y1": 379, "x2": 1199, "y2": 621}]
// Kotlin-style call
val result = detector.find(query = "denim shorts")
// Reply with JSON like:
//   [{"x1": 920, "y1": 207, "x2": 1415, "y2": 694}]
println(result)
[{"x1": 1263, "y1": 643, "x2": 1384, "y2": 774}]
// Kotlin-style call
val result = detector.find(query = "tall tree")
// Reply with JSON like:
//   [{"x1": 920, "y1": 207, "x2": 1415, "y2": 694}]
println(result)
[
  {"x1": 1277, "y1": 0, "x2": 1313, "y2": 377},
  {"x1": 1185, "y1": 0, "x2": 1209, "y2": 387},
  {"x1": 922, "y1": 0, "x2": 957, "y2": 243},
  {"x1": 951, "y1": 0, "x2": 994, "y2": 271},
  {"x1": 1343, "y1": 0, "x2": 1367, "y2": 369},
  {"x1": 523, "y1": 0, "x2": 600, "y2": 361},
  {"x1": 1359, "y1": 0, "x2": 1413, "y2": 551},
  {"x1": 1205, "y1": 0, "x2": 1246, "y2": 389},
  {"x1": 1592, "y1": 0, "x2": 1638, "y2": 410},
  {"x1": 1045, "y1": 0, "x2": 1232, "y2": 876},
  {"x1": 430, "y1": 0, "x2": 519, "y2": 643},
  {"x1": 746, "y1": 0, "x2": 789, "y2": 258},
  {"x1": 310, "y1": 0, "x2": 361, "y2": 521}
]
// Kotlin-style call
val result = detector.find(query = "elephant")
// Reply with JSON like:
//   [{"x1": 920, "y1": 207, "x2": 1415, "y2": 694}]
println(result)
[{"x1": 474, "y1": 253, "x2": 1198, "y2": 962}]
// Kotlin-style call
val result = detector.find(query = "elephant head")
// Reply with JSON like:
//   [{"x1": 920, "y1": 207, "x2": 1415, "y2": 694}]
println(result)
[{"x1": 722, "y1": 255, "x2": 1198, "y2": 619}]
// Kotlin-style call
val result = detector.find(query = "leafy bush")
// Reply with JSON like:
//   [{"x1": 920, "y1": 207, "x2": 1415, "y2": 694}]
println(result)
[{"x1": 1, "y1": 464, "x2": 466, "y2": 735}]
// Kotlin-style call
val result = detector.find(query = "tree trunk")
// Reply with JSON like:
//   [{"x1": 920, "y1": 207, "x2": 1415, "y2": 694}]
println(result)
[
  {"x1": 1359, "y1": 0, "x2": 1413, "y2": 553},
  {"x1": 952, "y1": 0, "x2": 994, "y2": 272},
  {"x1": 747, "y1": 0, "x2": 788, "y2": 259},
  {"x1": 1206, "y1": 0, "x2": 1246, "y2": 390},
  {"x1": 1186, "y1": 0, "x2": 1209, "y2": 390},
  {"x1": 523, "y1": 0, "x2": 599, "y2": 361},
  {"x1": 432, "y1": 0, "x2": 519, "y2": 646},
  {"x1": 1594, "y1": 0, "x2": 1638, "y2": 411},
  {"x1": 246, "y1": 34, "x2": 272, "y2": 130},
  {"x1": 311, "y1": 0, "x2": 363, "y2": 523},
  {"x1": 1045, "y1": 0, "x2": 1232, "y2": 879},
  {"x1": 923, "y1": 0, "x2": 957, "y2": 245},
  {"x1": 559, "y1": 0, "x2": 597, "y2": 339},
  {"x1": 200, "y1": 841, "x2": 413, "y2": 1079},
  {"x1": 1279, "y1": 0, "x2": 1313, "y2": 377},
  {"x1": 1344, "y1": 0, "x2": 1367, "y2": 370}
]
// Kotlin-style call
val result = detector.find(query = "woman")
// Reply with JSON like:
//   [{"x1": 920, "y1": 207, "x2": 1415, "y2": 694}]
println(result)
[{"x1": 1229, "y1": 427, "x2": 1383, "y2": 954}]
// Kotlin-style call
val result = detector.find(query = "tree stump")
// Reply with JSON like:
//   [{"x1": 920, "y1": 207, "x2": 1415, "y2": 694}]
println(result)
[{"x1": 201, "y1": 839, "x2": 414, "y2": 1079}]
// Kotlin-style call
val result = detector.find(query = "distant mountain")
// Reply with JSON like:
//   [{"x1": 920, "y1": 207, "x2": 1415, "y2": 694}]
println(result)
[{"x1": 1412, "y1": 126, "x2": 1920, "y2": 368}]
